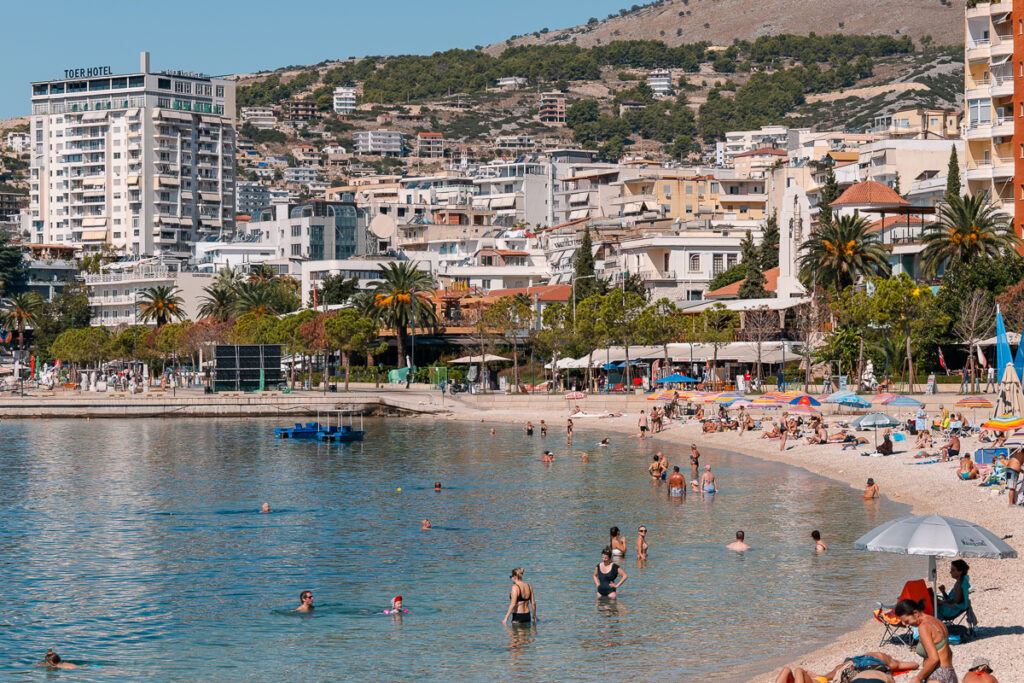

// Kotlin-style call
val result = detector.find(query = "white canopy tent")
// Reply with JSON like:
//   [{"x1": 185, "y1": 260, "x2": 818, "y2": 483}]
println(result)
[{"x1": 450, "y1": 354, "x2": 511, "y2": 364}]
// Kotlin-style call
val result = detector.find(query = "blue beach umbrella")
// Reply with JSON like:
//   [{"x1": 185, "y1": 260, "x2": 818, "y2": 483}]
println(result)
[
  {"x1": 823, "y1": 390, "x2": 856, "y2": 404},
  {"x1": 653, "y1": 373, "x2": 698, "y2": 384},
  {"x1": 837, "y1": 395, "x2": 871, "y2": 409},
  {"x1": 788, "y1": 394, "x2": 822, "y2": 407}
]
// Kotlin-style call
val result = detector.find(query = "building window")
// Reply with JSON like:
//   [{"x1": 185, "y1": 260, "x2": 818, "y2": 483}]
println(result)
[
  {"x1": 727, "y1": 253, "x2": 738, "y2": 269},
  {"x1": 712, "y1": 254, "x2": 724, "y2": 275},
  {"x1": 689, "y1": 254, "x2": 700, "y2": 272},
  {"x1": 291, "y1": 244, "x2": 301, "y2": 256}
]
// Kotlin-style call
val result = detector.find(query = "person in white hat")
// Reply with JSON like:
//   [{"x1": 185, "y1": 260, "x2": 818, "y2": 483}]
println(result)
[{"x1": 963, "y1": 657, "x2": 998, "y2": 683}]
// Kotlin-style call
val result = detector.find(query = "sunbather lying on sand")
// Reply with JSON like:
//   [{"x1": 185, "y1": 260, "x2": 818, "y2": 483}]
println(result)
[
  {"x1": 761, "y1": 424, "x2": 782, "y2": 439},
  {"x1": 775, "y1": 650, "x2": 918, "y2": 683}
]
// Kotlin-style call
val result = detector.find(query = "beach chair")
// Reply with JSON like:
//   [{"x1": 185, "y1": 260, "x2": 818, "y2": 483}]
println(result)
[
  {"x1": 975, "y1": 448, "x2": 1007, "y2": 466},
  {"x1": 873, "y1": 579, "x2": 934, "y2": 648}
]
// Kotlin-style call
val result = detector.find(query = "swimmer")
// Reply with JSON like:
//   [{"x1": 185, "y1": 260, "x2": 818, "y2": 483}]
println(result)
[
  {"x1": 690, "y1": 478, "x2": 700, "y2": 492},
  {"x1": 502, "y1": 567, "x2": 536, "y2": 625},
  {"x1": 42, "y1": 649, "x2": 78, "y2": 670},
  {"x1": 490, "y1": 428, "x2": 496, "y2": 436},
  {"x1": 566, "y1": 418, "x2": 574, "y2": 445},
  {"x1": 700, "y1": 464, "x2": 717, "y2": 494},
  {"x1": 726, "y1": 530, "x2": 750, "y2": 552},
  {"x1": 609, "y1": 526, "x2": 627, "y2": 558},
  {"x1": 383, "y1": 596, "x2": 409, "y2": 615},
  {"x1": 581, "y1": 452, "x2": 590, "y2": 463},
  {"x1": 421, "y1": 519, "x2": 431, "y2": 530},
  {"x1": 593, "y1": 546, "x2": 627, "y2": 598},
  {"x1": 260, "y1": 502, "x2": 270, "y2": 514},
  {"x1": 296, "y1": 590, "x2": 314, "y2": 612},
  {"x1": 667, "y1": 466, "x2": 686, "y2": 497},
  {"x1": 599, "y1": 438, "x2": 610, "y2": 446},
  {"x1": 658, "y1": 451, "x2": 669, "y2": 479},
  {"x1": 862, "y1": 478, "x2": 880, "y2": 500},
  {"x1": 434, "y1": 481, "x2": 442, "y2": 491},
  {"x1": 689, "y1": 444, "x2": 701, "y2": 473},
  {"x1": 649, "y1": 455, "x2": 665, "y2": 480},
  {"x1": 636, "y1": 525, "x2": 649, "y2": 561},
  {"x1": 812, "y1": 530, "x2": 828, "y2": 553},
  {"x1": 524, "y1": 421, "x2": 534, "y2": 436},
  {"x1": 540, "y1": 419, "x2": 548, "y2": 437},
  {"x1": 541, "y1": 449, "x2": 554, "y2": 464}
]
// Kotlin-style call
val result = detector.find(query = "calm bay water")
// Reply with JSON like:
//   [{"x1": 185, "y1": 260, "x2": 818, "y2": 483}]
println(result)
[{"x1": 0, "y1": 417, "x2": 913, "y2": 681}]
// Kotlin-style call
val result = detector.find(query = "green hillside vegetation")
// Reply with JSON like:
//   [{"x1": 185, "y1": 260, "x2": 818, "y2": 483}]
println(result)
[{"x1": 237, "y1": 33, "x2": 914, "y2": 111}]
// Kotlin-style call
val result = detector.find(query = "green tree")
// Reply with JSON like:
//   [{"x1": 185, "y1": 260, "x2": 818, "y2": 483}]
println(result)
[
  {"x1": 798, "y1": 214, "x2": 890, "y2": 292},
  {"x1": 367, "y1": 261, "x2": 436, "y2": 367},
  {"x1": 234, "y1": 281, "x2": 279, "y2": 317},
  {"x1": 1, "y1": 291, "x2": 44, "y2": 357},
  {"x1": 892, "y1": 172, "x2": 902, "y2": 198},
  {"x1": 311, "y1": 274, "x2": 359, "y2": 307},
  {"x1": 737, "y1": 231, "x2": 768, "y2": 299},
  {"x1": 669, "y1": 134, "x2": 694, "y2": 159},
  {"x1": 921, "y1": 192, "x2": 1021, "y2": 277},
  {"x1": 31, "y1": 284, "x2": 91, "y2": 363},
  {"x1": 696, "y1": 303, "x2": 738, "y2": 382},
  {"x1": 566, "y1": 98, "x2": 600, "y2": 129},
  {"x1": 272, "y1": 309, "x2": 318, "y2": 388},
  {"x1": 324, "y1": 309, "x2": 386, "y2": 391},
  {"x1": 197, "y1": 283, "x2": 237, "y2": 322},
  {"x1": 758, "y1": 211, "x2": 780, "y2": 270},
  {"x1": 0, "y1": 230, "x2": 25, "y2": 296},
  {"x1": 817, "y1": 166, "x2": 840, "y2": 227},
  {"x1": 707, "y1": 263, "x2": 746, "y2": 291},
  {"x1": 232, "y1": 311, "x2": 279, "y2": 344},
  {"x1": 867, "y1": 274, "x2": 949, "y2": 393},
  {"x1": 598, "y1": 291, "x2": 647, "y2": 386},
  {"x1": 483, "y1": 295, "x2": 536, "y2": 388},
  {"x1": 573, "y1": 226, "x2": 602, "y2": 302},
  {"x1": 138, "y1": 286, "x2": 186, "y2": 327},
  {"x1": 636, "y1": 298, "x2": 684, "y2": 371},
  {"x1": 945, "y1": 147, "x2": 960, "y2": 202},
  {"x1": 573, "y1": 294, "x2": 607, "y2": 390},
  {"x1": 535, "y1": 302, "x2": 575, "y2": 389}
]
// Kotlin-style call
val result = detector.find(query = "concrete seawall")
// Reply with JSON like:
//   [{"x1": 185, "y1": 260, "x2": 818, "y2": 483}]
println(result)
[{"x1": 0, "y1": 391, "x2": 447, "y2": 418}]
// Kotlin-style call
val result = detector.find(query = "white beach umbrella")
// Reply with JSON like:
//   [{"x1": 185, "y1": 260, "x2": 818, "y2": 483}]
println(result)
[{"x1": 855, "y1": 514, "x2": 1017, "y2": 615}]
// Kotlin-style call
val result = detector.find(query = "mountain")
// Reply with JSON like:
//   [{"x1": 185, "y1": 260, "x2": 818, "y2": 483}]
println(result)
[{"x1": 485, "y1": 0, "x2": 965, "y2": 55}]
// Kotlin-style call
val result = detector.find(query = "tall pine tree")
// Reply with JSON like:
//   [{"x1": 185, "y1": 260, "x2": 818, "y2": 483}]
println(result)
[
  {"x1": 573, "y1": 225, "x2": 602, "y2": 302},
  {"x1": 737, "y1": 231, "x2": 768, "y2": 299},
  {"x1": 758, "y1": 211, "x2": 779, "y2": 271},
  {"x1": 818, "y1": 167, "x2": 840, "y2": 227},
  {"x1": 945, "y1": 147, "x2": 961, "y2": 202}
]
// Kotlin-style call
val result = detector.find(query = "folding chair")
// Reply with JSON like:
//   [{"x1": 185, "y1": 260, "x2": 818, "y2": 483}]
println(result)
[{"x1": 873, "y1": 579, "x2": 934, "y2": 648}]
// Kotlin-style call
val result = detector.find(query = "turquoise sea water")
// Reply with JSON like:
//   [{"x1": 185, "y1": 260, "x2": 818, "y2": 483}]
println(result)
[{"x1": 0, "y1": 418, "x2": 913, "y2": 681}]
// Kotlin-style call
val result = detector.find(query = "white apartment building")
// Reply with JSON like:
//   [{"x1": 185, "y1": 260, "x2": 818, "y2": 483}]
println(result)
[
  {"x1": 497, "y1": 77, "x2": 528, "y2": 90},
  {"x1": 472, "y1": 159, "x2": 552, "y2": 228},
  {"x1": 236, "y1": 180, "x2": 270, "y2": 215},
  {"x1": 416, "y1": 132, "x2": 444, "y2": 158},
  {"x1": 332, "y1": 87, "x2": 357, "y2": 115},
  {"x1": 247, "y1": 200, "x2": 368, "y2": 262},
  {"x1": 354, "y1": 130, "x2": 405, "y2": 156},
  {"x1": 494, "y1": 135, "x2": 536, "y2": 152},
  {"x1": 83, "y1": 259, "x2": 214, "y2": 326},
  {"x1": 301, "y1": 256, "x2": 398, "y2": 304},
  {"x1": 239, "y1": 106, "x2": 277, "y2": 130},
  {"x1": 5, "y1": 131, "x2": 30, "y2": 153},
  {"x1": 194, "y1": 227, "x2": 280, "y2": 273},
  {"x1": 647, "y1": 70, "x2": 673, "y2": 97},
  {"x1": 717, "y1": 125, "x2": 789, "y2": 165},
  {"x1": 29, "y1": 52, "x2": 236, "y2": 257},
  {"x1": 284, "y1": 167, "x2": 318, "y2": 185},
  {"x1": 855, "y1": 139, "x2": 964, "y2": 190}
]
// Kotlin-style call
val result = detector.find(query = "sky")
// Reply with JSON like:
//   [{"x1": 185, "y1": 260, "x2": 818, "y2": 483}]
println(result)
[{"x1": 1, "y1": 0, "x2": 631, "y2": 119}]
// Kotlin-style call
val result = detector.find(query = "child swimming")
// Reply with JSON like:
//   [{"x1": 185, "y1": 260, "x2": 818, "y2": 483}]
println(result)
[{"x1": 382, "y1": 596, "x2": 408, "y2": 615}]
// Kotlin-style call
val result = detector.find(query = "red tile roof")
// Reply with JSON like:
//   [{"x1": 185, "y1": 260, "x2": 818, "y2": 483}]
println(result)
[
  {"x1": 487, "y1": 284, "x2": 572, "y2": 302},
  {"x1": 418, "y1": 132, "x2": 443, "y2": 138},
  {"x1": 705, "y1": 266, "x2": 780, "y2": 299},
  {"x1": 830, "y1": 180, "x2": 909, "y2": 207}
]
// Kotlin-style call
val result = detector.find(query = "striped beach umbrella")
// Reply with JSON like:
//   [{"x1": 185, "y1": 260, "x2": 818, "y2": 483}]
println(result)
[
  {"x1": 712, "y1": 392, "x2": 744, "y2": 402},
  {"x1": 880, "y1": 395, "x2": 923, "y2": 407},
  {"x1": 787, "y1": 394, "x2": 822, "y2": 407},
  {"x1": 837, "y1": 395, "x2": 872, "y2": 409},
  {"x1": 873, "y1": 392, "x2": 899, "y2": 404},
  {"x1": 981, "y1": 415, "x2": 1024, "y2": 432},
  {"x1": 955, "y1": 396, "x2": 993, "y2": 409},
  {"x1": 787, "y1": 405, "x2": 821, "y2": 416},
  {"x1": 823, "y1": 390, "x2": 857, "y2": 404}
]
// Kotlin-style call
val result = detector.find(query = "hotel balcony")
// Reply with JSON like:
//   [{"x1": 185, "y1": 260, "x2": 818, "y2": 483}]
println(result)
[
  {"x1": 966, "y1": 164, "x2": 993, "y2": 181},
  {"x1": 993, "y1": 157, "x2": 1014, "y2": 179},
  {"x1": 638, "y1": 269, "x2": 677, "y2": 282},
  {"x1": 992, "y1": 116, "x2": 1013, "y2": 137},
  {"x1": 965, "y1": 40, "x2": 991, "y2": 63},
  {"x1": 965, "y1": 121, "x2": 994, "y2": 141}
]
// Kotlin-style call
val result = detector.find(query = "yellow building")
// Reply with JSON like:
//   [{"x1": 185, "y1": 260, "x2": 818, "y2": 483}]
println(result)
[
  {"x1": 615, "y1": 173, "x2": 767, "y2": 221},
  {"x1": 965, "y1": 0, "x2": 1016, "y2": 227}
]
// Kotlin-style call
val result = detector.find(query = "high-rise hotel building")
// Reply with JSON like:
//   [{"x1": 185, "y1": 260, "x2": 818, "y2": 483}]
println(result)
[
  {"x1": 965, "y1": 1, "x2": 1019, "y2": 232},
  {"x1": 29, "y1": 52, "x2": 236, "y2": 257}
]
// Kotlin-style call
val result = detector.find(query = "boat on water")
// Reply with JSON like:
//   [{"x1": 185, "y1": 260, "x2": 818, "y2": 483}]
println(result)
[{"x1": 274, "y1": 411, "x2": 366, "y2": 442}]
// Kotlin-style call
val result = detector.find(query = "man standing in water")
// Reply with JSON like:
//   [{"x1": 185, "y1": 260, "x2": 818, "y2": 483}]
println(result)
[
  {"x1": 667, "y1": 466, "x2": 686, "y2": 497},
  {"x1": 637, "y1": 410, "x2": 649, "y2": 438},
  {"x1": 296, "y1": 590, "x2": 314, "y2": 612},
  {"x1": 727, "y1": 531, "x2": 750, "y2": 552},
  {"x1": 812, "y1": 530, "x2": 828, "y2": 553}
]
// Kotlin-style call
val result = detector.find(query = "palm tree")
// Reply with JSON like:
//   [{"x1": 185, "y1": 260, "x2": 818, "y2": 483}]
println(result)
[
  {"x1": 234, "y1": 281, "x2": 278, "y2": 316},
  {"x1": 214, "y1": 266, "x2": 243, "y2": 291},
  {"x1": 798, "y1": 213, "x2": 890, "y2": 292},
  {"x1": 367, "y1": 262, "x2": 436, "y2": 366},
  {"x1": 921, "y1": 192, "x2": 1021, "y2": 277},
  {"x1": 248, "y1": 264, "x2": 276, "y2": 285},
  {"x1": 137, "y1": 286, "x2": 186, "y2": 327},
  {"x1": 197, "y1": 284, "x2": 237, "y2": 322},
  {"x1": 1, "y1": 292, "x2": 44, "y2": 357}
]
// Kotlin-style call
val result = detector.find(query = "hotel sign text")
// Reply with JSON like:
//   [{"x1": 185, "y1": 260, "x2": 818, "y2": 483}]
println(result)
[{"x1": 64, "y1": 66, "x2": 113, "y2": 79}]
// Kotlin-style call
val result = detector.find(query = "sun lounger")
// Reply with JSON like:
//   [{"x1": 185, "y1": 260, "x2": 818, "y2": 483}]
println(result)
[{"x1": 874, "y1": 579, "x2": 934, "y2": 648}]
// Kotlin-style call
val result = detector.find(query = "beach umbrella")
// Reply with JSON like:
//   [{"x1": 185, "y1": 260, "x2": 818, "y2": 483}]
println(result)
[
  {"x1": 837, "y1": 395, "x2": 871, "y2": 409},
  {"x1": 872, "y1": 392, "x2": 899, "y2": 404},
  {"x1": 823, "y1": 390, "x2": 857, "y2": 404},
  {"x1": 855, "y1": 514, "x2": 1017, "y2": 615},
  {"x1": 787, "y1": 394, "x2": 821, "y2": 407},
  {"x1": 981, "y1": 415, "x2": 1024, "y2": 432},
  {"x1": 564, "y1": 391, "x2": 587, "y2": 400},
  {"x1": 994, "y1": 363, "x2": 1024, "y2": 418},
  {"x1": 787, "y1": 405, "x2": 821, "y2": 417},
  {"x1": 712, "y1": 392, "x2": 744, "y2": 402},
  {"x1": 955, "y1": 396, "x2": 993, "y2": 409},
  {"x1": 880, "y1": 395, "x2": 923, "y2": 407},
  {"x1": 852, "y1": 412, "x2": 901, "y2": 450},
  {"x1": 652, "y1": 373, "x2": 698, "y2": 384},
  {"x1": 727, "y1": 399, "x2": 754, "y2": 409}
]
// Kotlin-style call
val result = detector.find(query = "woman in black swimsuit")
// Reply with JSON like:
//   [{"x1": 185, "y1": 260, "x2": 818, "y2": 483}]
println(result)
[
  {"x1": 502, "y1": 567, "x2": 536, "y2": 625},
  {"x1": 593, "y1": 546, "x2": 627, "y2": 598},
  {"x1": 566, "y1": 418, "x2": 574, "y2": 445}
]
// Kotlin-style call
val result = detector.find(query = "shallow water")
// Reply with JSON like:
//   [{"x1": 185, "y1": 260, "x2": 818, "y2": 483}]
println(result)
[{"x1": 0, "y1": 418, "x2": 913, "y2": 680}]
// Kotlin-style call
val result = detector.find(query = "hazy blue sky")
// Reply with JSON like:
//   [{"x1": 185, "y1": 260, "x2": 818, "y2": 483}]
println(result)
[{"x1": 2, "y1": 0, "x2": 630, "y2": 119}]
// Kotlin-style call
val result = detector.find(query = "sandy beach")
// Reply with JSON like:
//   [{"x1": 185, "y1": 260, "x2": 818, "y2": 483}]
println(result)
[{"x1": 435, "y1": 391, "x2": 1024, "y2": 682}]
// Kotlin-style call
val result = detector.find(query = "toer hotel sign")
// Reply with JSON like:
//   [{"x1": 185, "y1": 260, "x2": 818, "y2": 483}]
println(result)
[{"x1": 64, "y1": 66, "x2": 112, "y2": 79}]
